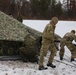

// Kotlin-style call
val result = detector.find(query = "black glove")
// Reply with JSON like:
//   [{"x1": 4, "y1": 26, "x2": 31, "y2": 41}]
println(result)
[{"x1": 54, "y1": 40, "x2": 60, "y2": 42}]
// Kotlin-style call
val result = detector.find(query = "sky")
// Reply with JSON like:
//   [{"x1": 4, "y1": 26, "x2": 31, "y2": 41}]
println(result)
[{"x1": 0, "y1": 20, "x2": 76, "y2": 75}]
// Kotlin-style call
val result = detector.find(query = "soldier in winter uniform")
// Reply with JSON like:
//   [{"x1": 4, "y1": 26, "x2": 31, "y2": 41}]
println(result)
[
  {"x1": 38, "y1": 17, "x2": 58, "y2": 70},
  {"x1": 59, "y1": 30, "x2": 76, "y2": 61}
]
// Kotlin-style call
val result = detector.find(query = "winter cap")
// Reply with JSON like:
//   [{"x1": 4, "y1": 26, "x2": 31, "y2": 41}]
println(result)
[
  {"x1": 51, "y1": 17, "x2": 58, "y2": 25},
  {"x1": 71, "y1": 30, "x2": 76, "y2": 34}
]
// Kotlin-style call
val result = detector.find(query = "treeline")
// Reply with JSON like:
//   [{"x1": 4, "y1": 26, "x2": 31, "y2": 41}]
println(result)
[
  {"x1": 0, "y1": 0, "x2": 76, "y2": 20},
  {"x1": 29, "y1": 0, "x2": 62, "y2": 19}
]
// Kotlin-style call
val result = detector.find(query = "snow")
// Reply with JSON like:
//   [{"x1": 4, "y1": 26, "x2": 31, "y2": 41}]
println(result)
[
  {"x1": 23, "y1": 20, "x2": 76, "y2": 37},
  {"x1": 0, "y1": 20, "x2": 76, "y2": 75}
]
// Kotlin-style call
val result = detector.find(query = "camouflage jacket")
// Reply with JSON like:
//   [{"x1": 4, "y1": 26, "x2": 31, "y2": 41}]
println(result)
[
  {"x1": 61, "y1": 32, "x2": 76, "y2": 42},
  {"x1": 42, "y1": 23, "x2": 55, "y2": 41}
]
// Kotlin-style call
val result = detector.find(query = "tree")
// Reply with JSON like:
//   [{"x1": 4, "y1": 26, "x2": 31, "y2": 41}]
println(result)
[
  {"x1": 55, "y1": 1, "x2": 62, "y2": 18},
  {"x1": 63, "y1": 0, "x2": 76, "y2": 19},
  {"x1": 0, "y1": 0, "x2": 10, "y2": 13},
  {"x1": 8, "y1": 0, "x2": 16, "y2": 15},
  {"x1": 30, "y1": 0, "x2": 51, "y2": 19},
  {"x1": 20, "y1": 1, "x2": 31, "y2": 18},
  {"x1": 49, "y1": 0, "x2": 57, "y2": 17},
  {"x1": 30, "y1": 0, "x2": 40, "y2": 16},
  {"x1": 39, "y1": 0, "x2": 51, "y2": 18}
]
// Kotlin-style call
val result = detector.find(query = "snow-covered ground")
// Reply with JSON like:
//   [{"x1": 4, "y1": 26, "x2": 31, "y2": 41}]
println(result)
[{"x1": 0, "y1": 20, "x2": 76, "y2": 75}]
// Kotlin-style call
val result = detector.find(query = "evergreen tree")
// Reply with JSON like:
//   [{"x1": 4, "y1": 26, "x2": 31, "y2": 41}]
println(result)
[
  {"x1": 55, "y1": 1, "x2": 62, "y2": 18},
  {"x1": 8, "y1": 0, "x2": 16, "y2": 15},
  {"x1": 39, "y1": 0, "x2": 51, "y2": 18},
  {"x1": 30, "y1": 0, "x2": 51, "y2": 19},
  {"x1": 50, "y1": 0, "x2": 57, "y2": 17},
  {"x1": 30, "y1": 0, "x2": 40, "y2": 16}
]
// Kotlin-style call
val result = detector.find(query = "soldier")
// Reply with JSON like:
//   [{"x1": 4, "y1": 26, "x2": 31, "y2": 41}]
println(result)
[
  {"x1": 59, "y1": 30, "x2": 76, "y2": 61},
  {"x1": 38, "y1": 17, "x2": 58, "y2": 70}
]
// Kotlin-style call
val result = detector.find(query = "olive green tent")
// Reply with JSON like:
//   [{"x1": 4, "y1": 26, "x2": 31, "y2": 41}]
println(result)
[
  {"x1": 0, "y1": 11, "x2": 42, "y2": 56},
  {"x1": 0, "y1": 11, "x2": 41, "y2": 41},
  {"x1": 0, "y1": 11, "x2": 61, "y2": 61}
]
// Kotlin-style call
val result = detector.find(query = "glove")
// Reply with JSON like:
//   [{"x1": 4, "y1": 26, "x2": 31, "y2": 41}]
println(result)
[{"x1": 54, "y1": 40, "x2": 60, "y2": 42}]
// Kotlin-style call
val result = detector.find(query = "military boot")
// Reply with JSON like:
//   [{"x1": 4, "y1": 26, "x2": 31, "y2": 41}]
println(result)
[
  {"x1": 71, "y1": 58, "x2": 74, "y2": 62},
  {"x1": 39, "y1": 66, "x2": 48, "y2": 70},
  {"x1": 47, "y1": 63, "x2": 56, "y2": 68},
  {"x1": 60, "y1": 57, "x2": 63, "y2": 60}
]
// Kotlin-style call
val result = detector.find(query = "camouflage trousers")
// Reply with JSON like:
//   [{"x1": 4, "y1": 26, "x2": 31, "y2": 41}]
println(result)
[
  {"x1": 59, "y1": 41, "x2": 76, "y2": 59},
  {"x1": 39, "y1": 38, "x2": 56, "y2": 66}
]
